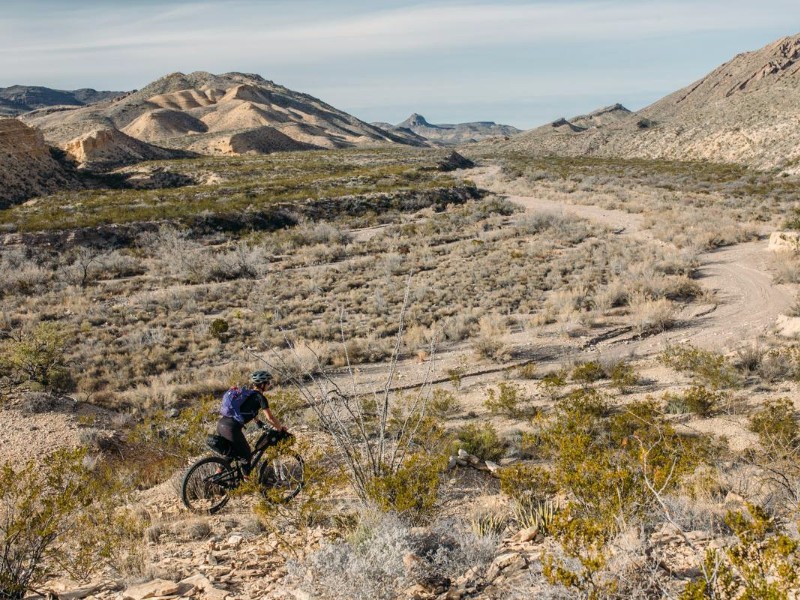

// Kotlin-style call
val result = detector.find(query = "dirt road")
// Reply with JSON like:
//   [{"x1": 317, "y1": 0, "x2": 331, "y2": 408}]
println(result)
[{"x1": 478, "y1": 169, "x2": 794, "y2": 355}]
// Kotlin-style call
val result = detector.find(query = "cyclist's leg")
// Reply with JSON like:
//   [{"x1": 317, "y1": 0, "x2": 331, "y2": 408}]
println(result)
[{"x1": 217, "y1": 417, "x2": 253, "y2": 474}]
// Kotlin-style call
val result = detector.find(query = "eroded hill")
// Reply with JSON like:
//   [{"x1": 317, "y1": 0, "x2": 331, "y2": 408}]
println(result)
[
  {"x1": 21, "y1": 71, "x2": 422, "y2": 167},
  {"x1": 494, "y1": 33, "x2": 800, "y2": 171}
]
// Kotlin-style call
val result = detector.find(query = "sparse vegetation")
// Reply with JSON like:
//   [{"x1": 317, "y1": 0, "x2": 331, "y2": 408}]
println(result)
[{"x1": 3, "y1": 144, "x2": 800, "y2": 598}]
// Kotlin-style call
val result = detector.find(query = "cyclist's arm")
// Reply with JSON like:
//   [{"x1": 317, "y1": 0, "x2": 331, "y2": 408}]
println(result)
[{"x1": 262, "y1": 407, "x2": 286, "y2": 431}]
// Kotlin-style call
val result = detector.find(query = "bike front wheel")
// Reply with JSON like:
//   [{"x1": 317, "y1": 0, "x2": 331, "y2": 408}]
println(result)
[
  {"x1": 258, "y1": 453, "x2": 304, "y2": 503},
  {"x1": 181, "y1": 456, "x2": 237, "y2": 514}
]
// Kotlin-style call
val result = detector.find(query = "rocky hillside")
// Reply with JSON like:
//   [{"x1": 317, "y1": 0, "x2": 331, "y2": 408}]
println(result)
[
  {"x1": 21, "y1": 71, "x2": 422, "y2": 166},
  {"x1": 379, "y1": 113, "x2": 520, "y2": 145},
  {"x1": 0, "y1": 118, "x2": 76, "y2": 207},
  {"x1": 496, "y1": 32, "x2": 800, "y2": 171},
  {"x1": 0, "y1": 85, "x2": 123, "y2": 116}
]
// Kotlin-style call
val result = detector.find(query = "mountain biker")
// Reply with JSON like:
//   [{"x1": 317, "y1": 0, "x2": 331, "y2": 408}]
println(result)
[{"x1": 216, "y1": 370, "x2": 286, "y2": 476}]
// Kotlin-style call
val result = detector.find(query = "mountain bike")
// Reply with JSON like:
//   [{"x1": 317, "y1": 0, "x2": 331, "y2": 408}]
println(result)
[{"x1": 181, "y1": 422, "x2": 304, "y2": 514}]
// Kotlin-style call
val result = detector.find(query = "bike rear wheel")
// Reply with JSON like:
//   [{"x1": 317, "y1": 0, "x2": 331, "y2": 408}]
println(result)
[
  {"x1": 258, "y1": 452, "x2": 304, "y2": 503},
  {"x1": 181, "y1": 456, "x2": 237, "y2": 514}
]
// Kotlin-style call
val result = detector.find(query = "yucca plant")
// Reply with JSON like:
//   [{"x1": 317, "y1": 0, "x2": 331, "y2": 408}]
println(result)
[{"x1": 513, "y1": 497, "x2": 557, "y2": 535}]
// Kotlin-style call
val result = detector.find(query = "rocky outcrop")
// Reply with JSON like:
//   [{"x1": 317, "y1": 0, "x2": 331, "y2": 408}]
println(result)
[
  {"x1": 768, "y1": 231, "x2": 800, "y2": 253},
  {"x1": 63, "y1": 127, "x2": 192, "y2": 168},
  {"x1": 497, "y1": 32, "x2": 800, "y2": 171},
  {"x1": 0, "y1": 118, "x2": 74, "y2": 206},
  {"x1": 392, "y1": 113, "x2": 520, "y2": 145},
  {"x1": 437, "y1": 150, "x2": 475, "y2": 172}
]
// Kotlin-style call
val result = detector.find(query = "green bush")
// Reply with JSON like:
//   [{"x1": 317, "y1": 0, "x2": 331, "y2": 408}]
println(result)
[
  {"x1": 0, "y1": 450, "x2": 146, "y2": 599},
  {"x1": 456, "y1": 423, "x2": 506, "y2": 462},
  {"x1": 209, "y1": 318, "x2": 229, "y2": 340},
  {"x1": 366, "y1": 453, "x2": 447, "y2": 524},
  {"x1": 498, "y1": 464, "x2": 556, "y2": 502},
  {"x1": 429, "y1": 389, "x2": 461, "y2": 418},
  {"x1": 540, "y1": 369, "x2": 568, "y2": 400},
  {"x1": 680, "y1": 504, "x2": 800, "y2": 599},
  {"x1": 571, "y1": 361, "x2": 606, "y2": 385},
  {"x1": 749, "y1": 398, "x2": 798, "y2": 449},
  {"x1": 0, "y1": 322, "x2": 74, "y2": 391},
  {"x1": 660, "y1": 345, "x2": 739, "y2": 389},
  {"x1": 686, "y1": 386, "x2": 727, "y2": 417},
  {"x1": 609, "y1": 361, "x2": 639, "y2": 392},
  {"x1": 484, "y1": 382, "x2": 534, "y2": 419}
]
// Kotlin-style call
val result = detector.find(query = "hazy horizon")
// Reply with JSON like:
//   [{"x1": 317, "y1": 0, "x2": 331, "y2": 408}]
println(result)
[{"x1": 2, "y1": 0, "x2": 799, "y2": 129}]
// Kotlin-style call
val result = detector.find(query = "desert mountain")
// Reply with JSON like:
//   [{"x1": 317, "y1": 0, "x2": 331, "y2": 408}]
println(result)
[
  {"x1": 382, "y1": 113, "x2": 520, "y2": 145},
  {"x1": 21, "y1": 71, "x2": 423, "y2": 165},
  {"x1": 0, "y1": 85, "x2": 123, "y2": 116},
  {"x1": 498, "y1": 33, "x2": 800, "y2": 171},
  {"x1": 0, "y1": 119, "x2": 76, "y2": 207}
]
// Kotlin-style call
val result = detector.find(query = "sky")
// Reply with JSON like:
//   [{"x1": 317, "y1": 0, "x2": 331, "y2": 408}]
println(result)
[{"x1": 1, "y1": 0, "x2": 799, "y2": 129}]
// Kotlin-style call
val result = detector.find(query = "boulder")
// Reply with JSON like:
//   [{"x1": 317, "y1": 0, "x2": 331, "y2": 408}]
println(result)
[
  {"x1": 122, "y1": 579, "x2": 184, "y2": 600},
  {"x1": 768, "y1": 231, "x2": 800, "y2": 253},
  {"x1": 484, "y1": 552, "x2": 527, "y2": 582},
  {"x1": 436, "y1": 151, "x2": 474, "y2": 172}
]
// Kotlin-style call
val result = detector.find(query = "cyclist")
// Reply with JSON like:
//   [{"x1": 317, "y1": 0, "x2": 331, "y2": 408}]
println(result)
[{"x1": 216, "y1": 370, "x2": 286, "y2": 476}]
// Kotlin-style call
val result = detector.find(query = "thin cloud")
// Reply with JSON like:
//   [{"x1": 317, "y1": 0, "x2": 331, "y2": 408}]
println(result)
[{"x1": 3, "y1": 1, "x2": 797, "y2": 60}]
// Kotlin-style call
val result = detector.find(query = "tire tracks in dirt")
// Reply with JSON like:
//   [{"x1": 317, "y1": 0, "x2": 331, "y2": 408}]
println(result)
[{"x1": 477, "y1": 167, "x2": 793, "y2": 357}]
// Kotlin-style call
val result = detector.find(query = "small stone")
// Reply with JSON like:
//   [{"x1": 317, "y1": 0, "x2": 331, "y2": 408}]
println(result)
[
  {"x1": 122, "y1": 579, "x2": 181, "y2": 600},
  {"x1": 447, "y1": 456, "x2": 457, "y2": 470},
  {"x1": 226, "y1": 534, "x2": 243, "y2": 548},
  {"x1": 507, "y1": 526, "x2": 538, "y2": 544},
  {"x1": 485, "y1": 552, "x2": 527, "y2": 582},
  {"x1": 484, "y1": 460, "x2": 500, "y2": 474},
  {"x1": 457, "y1": 449, "x2": 468, "y2": 459}
]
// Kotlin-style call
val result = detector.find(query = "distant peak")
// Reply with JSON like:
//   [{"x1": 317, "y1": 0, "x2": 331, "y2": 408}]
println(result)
[{"x1": 400, "y1": 113, "x2": 432, "y2": 127}]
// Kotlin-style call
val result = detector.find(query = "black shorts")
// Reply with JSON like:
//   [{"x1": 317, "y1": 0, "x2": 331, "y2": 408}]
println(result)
[{"x1": 217, "y1": 416, "x2": 251, "y2": 465}]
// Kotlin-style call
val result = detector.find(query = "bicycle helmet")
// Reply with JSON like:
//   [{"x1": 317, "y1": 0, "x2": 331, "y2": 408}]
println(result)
[{"x1": 250, "y1": 370, "x2": 273, "y2": 385}]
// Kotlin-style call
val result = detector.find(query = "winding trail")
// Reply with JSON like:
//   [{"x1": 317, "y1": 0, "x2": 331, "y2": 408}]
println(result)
[{"x1": 478, "y1": 168, "x2": 794, "y2": 355}]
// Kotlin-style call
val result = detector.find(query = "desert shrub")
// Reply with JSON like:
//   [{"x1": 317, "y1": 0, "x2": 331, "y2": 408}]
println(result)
[
  {"x1": 664, "y1": 386, "x2": 725, "y2": 417},
  {"x1": 0, "y1": 449, "x2": 146, "y2": 599},
  {"x1": 429, "y1": 389, "x2": 460, "y2": 418},
  {"x1": 254, "y1": 437, "x2": 345, "y2": 533},
  {"x1": 472, "y1": 335, "x2": 510, "y2": 362},
  {"x1": 734, "y1": 343, "x2": 765, "y2": 374},
  {"x1": 782, "y1": 207, "x2": 800, "y2": 230},
  {"x1": 540, "y1": 369, "x2": 568, "y2": 400},
  {"x1": 629, "y1": 294, "x2": 676, "y2": 334},
  {"x1": 484, "y1": 382, "x2": 534, "y2": 419},
  {"x1": 0, "y1": 248, "x2": 52, "y2": 297},
  {"x1": 681, "y1": 504, "x2": 800, "y2": 599},
  {"x1": 660, "y1": 344, "x2": 740, "y2": 389},
  {"x1": 748, "y1": 398, "x2": 798, "y2": 449},
  {"x1": 208, "y1": 318, "x2": 229, "y2": 340},
  {"x1": 756, "y1": 347, "x2": 800, "y2": 382},
  {"x1": 456, "y1": 423, "x2": 506, "y2": 462},
  {"x1": 292, "y1": 512, "x2": 496, "y2": 600},
  {"x1": 571, "y1": 361, "x2": 606, "y2": 385},
  {"x1": 0, "y1": 322, "x2": 74, "y2": 391},
  {"x1": 608, "y1": 360, "x2": 639, "y2": 392},
  {"x1": 540, "y1": 400, "x2": 711, "y2": 596},
  {"x1": 472, "y1": 315, "x2": 510, "y2": 362},
  {"x1": 499, "y1": 464, "x2": 556, "y2": 502},
  {"x1": 366, "y1": 453, "x2": 447, "y2": 524},
  {"x1": 516, "y1": 362, "x2": 537, "y2": 379}
]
